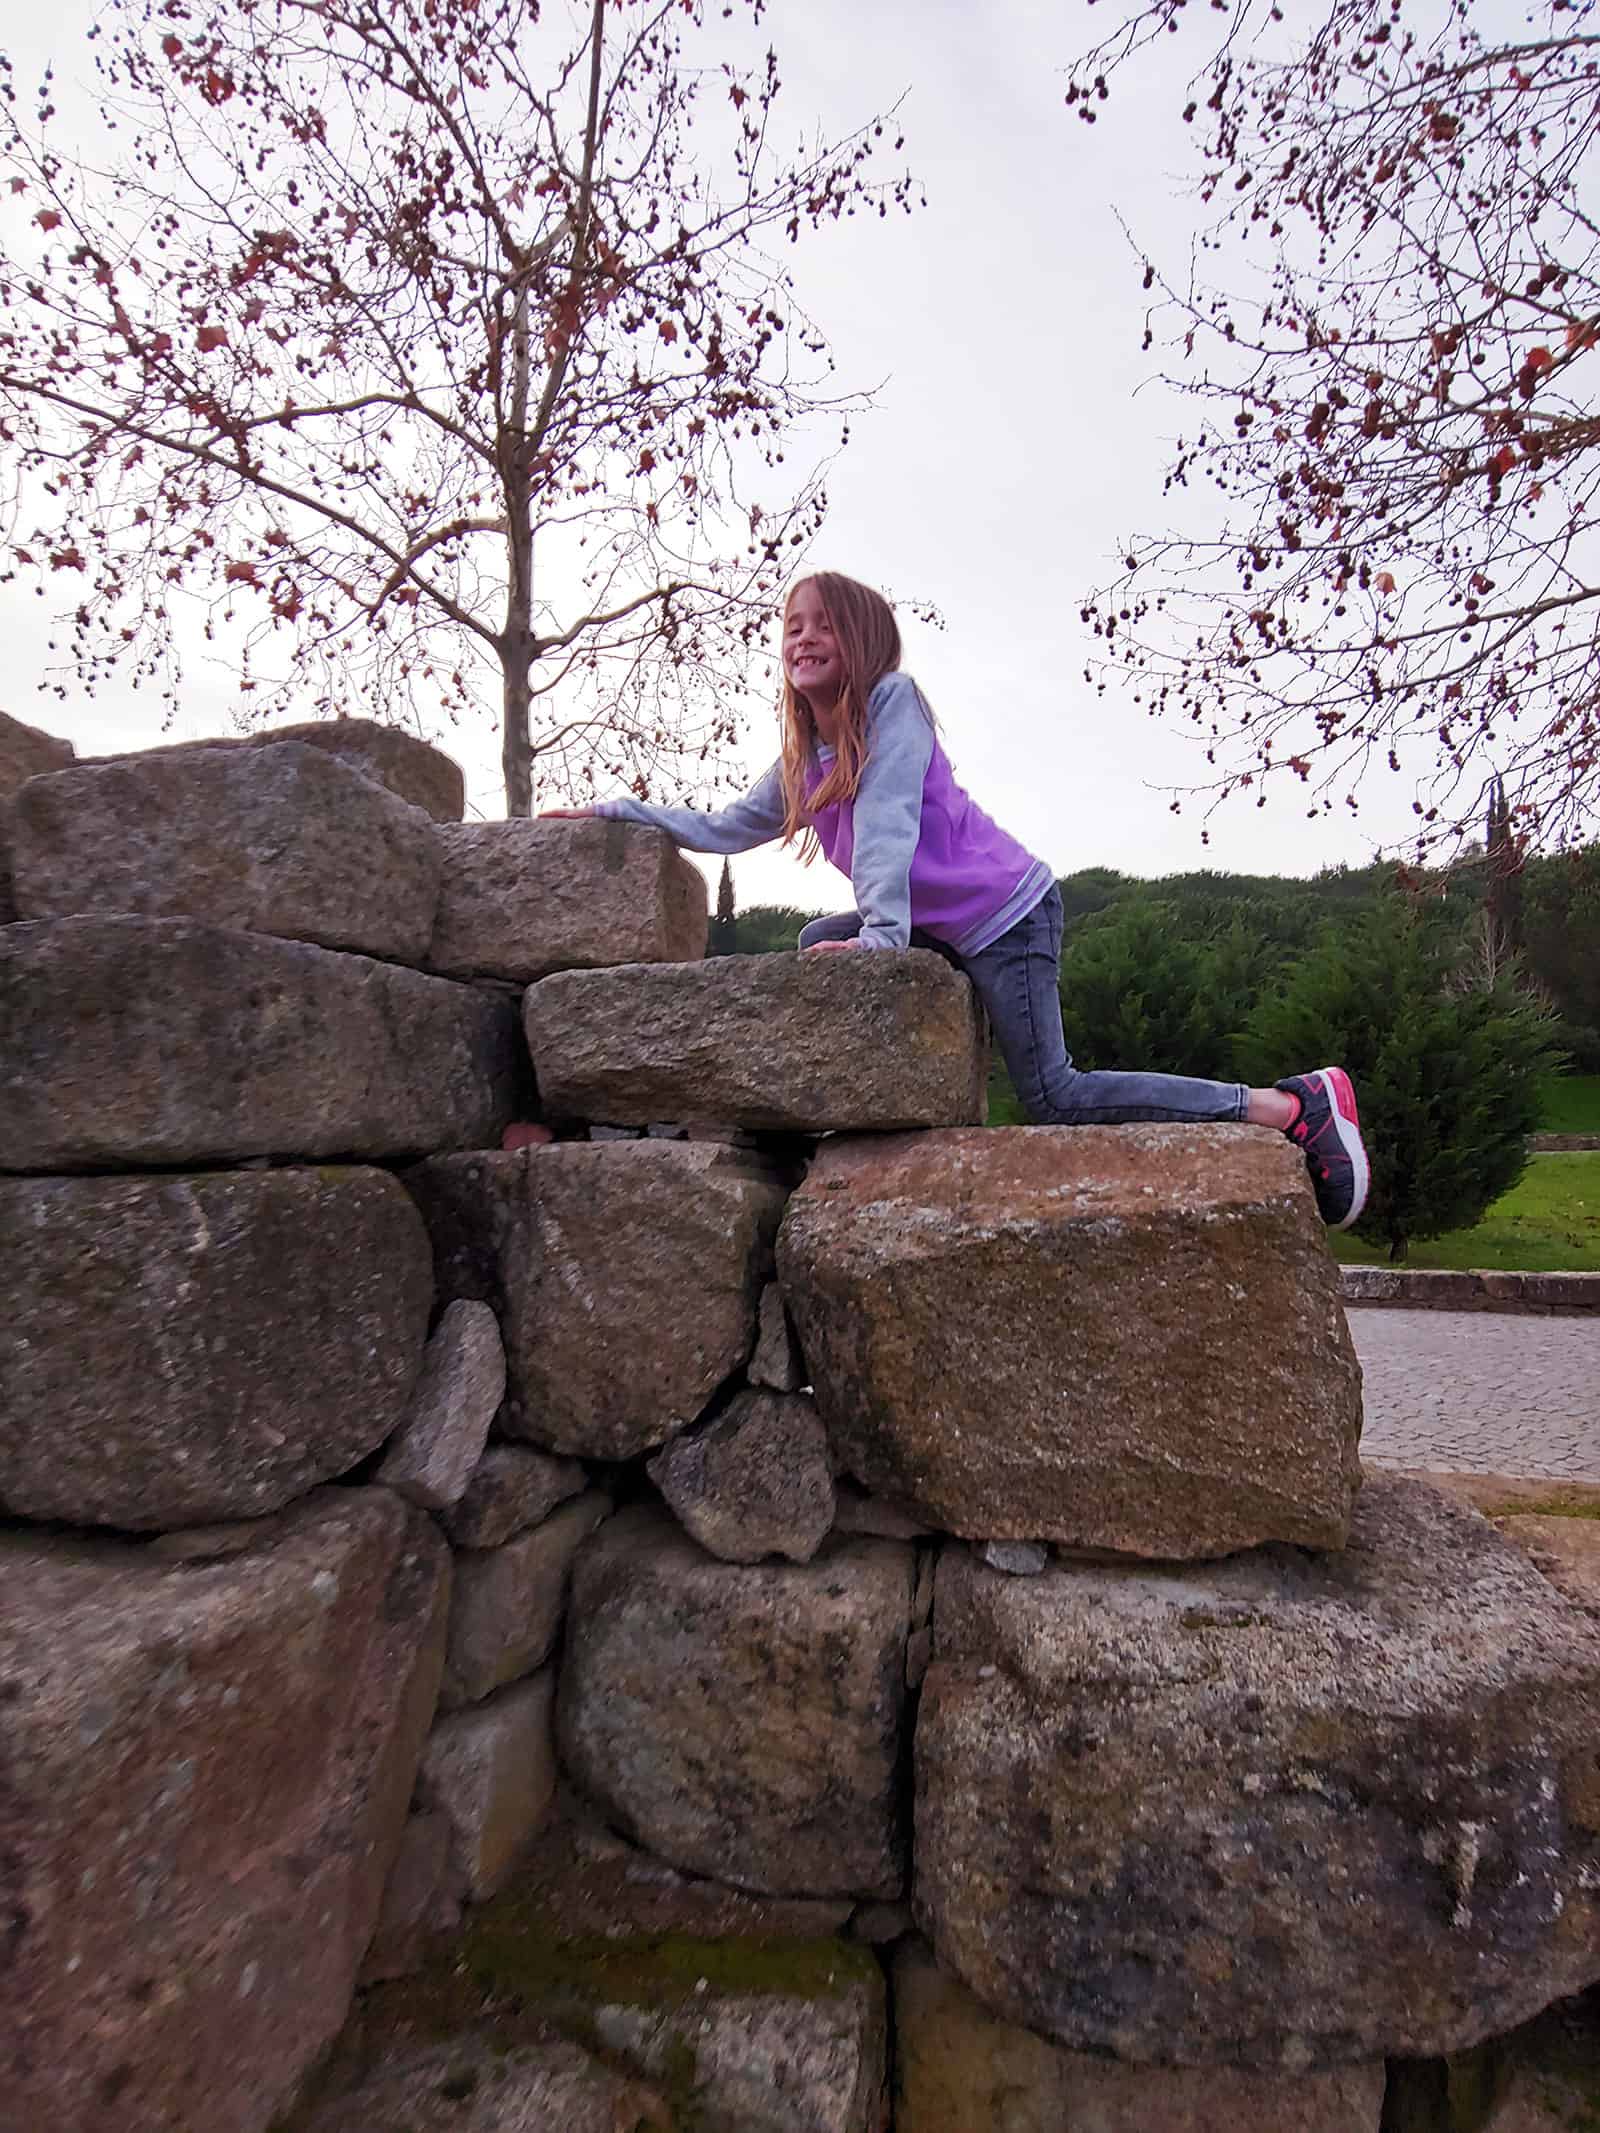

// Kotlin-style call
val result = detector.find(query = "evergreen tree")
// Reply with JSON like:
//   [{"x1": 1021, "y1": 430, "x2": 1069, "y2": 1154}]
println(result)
[
  {"x1": 708, "y1": 860, "x2": 738, "y2": 957},
  {"x1": 729, "y1": 904, "x2": 822, "y2": 956},
  {"x1": 1056, "y1": 868, "x2": 1136, "y2": 925},
  {"x1": 1057, "y1": 899, "x2": 1265, "y2": 1083},
  {"x1": 1520, "y1": 845, "x2": 1600, "y2": 1070},
  {"x1": 1236, "y1": 897, "x2": 1559, "y2": 1261}
]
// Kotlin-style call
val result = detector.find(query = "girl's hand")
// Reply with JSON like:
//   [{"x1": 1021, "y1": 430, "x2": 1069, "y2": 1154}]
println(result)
[
  {"x1": 802, "y1": 938, "x2": 866, "y2": 953},
  {"x1": 538, "y1": 805, "x2": 598, "y2": 818}
]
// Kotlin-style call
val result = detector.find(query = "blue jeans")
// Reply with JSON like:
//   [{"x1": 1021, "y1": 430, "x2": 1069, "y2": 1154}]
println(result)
[{"x1": 798, "y1": 887, "x2": 1248, "y2": 1125}]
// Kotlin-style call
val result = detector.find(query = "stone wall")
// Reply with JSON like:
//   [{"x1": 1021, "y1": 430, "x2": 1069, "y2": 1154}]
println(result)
[
  {"x1": 1341, "y1": 1265, "x2": 1600, "y2": 1315},
  {"x1": 3, "y1": 719, "x2": 1598, "y2": 2133}
]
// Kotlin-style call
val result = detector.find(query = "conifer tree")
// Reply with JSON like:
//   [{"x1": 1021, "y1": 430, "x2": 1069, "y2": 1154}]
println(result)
[
  {"x1": 1236, "y1": 896, "x2": 1557, "y2": 1260},
  {"x1": 708, "y1": 858, "x2": 737, "y2": 957},
  {"x1": 1057, "y1": 898, "x2": 1264, "y2": 1083}
]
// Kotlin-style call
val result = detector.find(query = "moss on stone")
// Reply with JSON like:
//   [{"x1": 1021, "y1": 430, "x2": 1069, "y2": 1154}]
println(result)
[
  {"x1": 461, "y1": 1881, "x2": 879, "y2": 2008},
  {"x1": 270, "y1": 1885, "x2": 879, "y2": 2131}
]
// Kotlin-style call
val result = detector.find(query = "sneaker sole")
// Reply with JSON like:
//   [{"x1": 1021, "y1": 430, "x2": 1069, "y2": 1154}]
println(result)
[{"x1": 1311, "y1": 1066, "x2": 1370, "y2": 1230}]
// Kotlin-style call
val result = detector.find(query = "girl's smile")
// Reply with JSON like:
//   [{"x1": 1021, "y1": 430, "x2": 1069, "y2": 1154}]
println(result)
[{"x1": 783, "y1": 584, "x2": 844, "y2": 711}]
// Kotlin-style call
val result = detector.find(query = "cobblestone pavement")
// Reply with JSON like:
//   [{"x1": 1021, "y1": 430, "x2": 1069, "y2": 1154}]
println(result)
[{"x1": 1351, "y1": 1308, "x2": 1600, "y2": 1479}]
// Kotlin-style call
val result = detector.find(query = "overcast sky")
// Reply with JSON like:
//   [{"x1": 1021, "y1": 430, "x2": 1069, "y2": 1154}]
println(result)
[{"x1": 3, "y1": 0, "x2": 1438, "y2": 918}]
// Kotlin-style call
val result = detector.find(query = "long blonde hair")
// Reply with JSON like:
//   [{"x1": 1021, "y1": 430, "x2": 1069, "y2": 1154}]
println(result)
[{"x1": 778, "y1": 572, "x2": 905, "y2": 854}]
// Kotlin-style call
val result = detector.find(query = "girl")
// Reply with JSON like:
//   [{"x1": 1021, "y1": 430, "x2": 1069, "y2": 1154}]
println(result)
[{"x1": 545, "y1": 571, "x2": 1369, "y2": 1229}]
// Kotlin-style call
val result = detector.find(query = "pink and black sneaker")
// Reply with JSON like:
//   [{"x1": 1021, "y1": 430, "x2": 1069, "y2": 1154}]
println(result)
[{"x1": 1276, "y1": 1067, "x2": 1370, "y2": 1230}]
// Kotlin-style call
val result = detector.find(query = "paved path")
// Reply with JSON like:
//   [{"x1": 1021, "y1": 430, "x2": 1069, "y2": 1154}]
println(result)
[{"x1": 1351, "y1": 1309, "x2": 1600, "y2": 1479}]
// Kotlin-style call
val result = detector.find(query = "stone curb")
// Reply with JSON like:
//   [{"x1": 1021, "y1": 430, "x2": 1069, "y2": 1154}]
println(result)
[
  {"x1": 1340, "y1": 1266, "x2": 1600, "y2": 1315},
  {"x1": 1530, "y1": 1133, "x2": 1600, "y2": 1152}
]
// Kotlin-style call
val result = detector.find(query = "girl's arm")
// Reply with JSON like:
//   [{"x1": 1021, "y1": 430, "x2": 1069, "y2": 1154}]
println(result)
[
  {"x1": 849, "y1": 673, "x2": 936, "y2": 949},
  {"x1": 591, "y1": 762, "x2": 787, "y2": 855}
]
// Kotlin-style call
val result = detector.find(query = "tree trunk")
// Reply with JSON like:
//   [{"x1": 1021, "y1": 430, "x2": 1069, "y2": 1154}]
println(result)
[
  {"x1": 502, "y1": 633, "x2": 533, "y2": 818},
  {"x1": 501, "y1": 286, "x2": 536, "y2": 818}
]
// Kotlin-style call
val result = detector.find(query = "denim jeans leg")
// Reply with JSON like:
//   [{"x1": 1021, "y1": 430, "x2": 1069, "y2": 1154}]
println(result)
[
  {"x1": 797, "y1": 911, "x2": 864, "y2": 949},
  {"x1": 961, "y1": 888, "x2": 1248, "y2": 1125}
]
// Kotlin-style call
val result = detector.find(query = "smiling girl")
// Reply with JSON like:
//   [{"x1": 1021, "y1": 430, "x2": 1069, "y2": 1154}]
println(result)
[{"x1": 544, "y1": 570, "x2": 1369, "y2": 1227}]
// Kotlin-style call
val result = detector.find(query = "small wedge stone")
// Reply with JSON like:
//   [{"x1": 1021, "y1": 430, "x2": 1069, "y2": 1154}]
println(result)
[
  {"x1": 750, "y1": 1281, "x2": 806, "y2": 1391},
  {"x1": 376, "y1": 1301, "x2": 506, "y2": 1511},
  {"x1": 440, "y1": 1445, "x2": 588, "y2": 1550},
  {"x1": 975, "y1": 1541, "x2": 1049, "y2": 1576},
  {"x1": 358, "y1": 1808, "x2": 464, "y2": 1985},
  {"x1": 420, "y1": 1671, "x2": 558, "y2": 1901},
  {"x1": 297, "y1": 2033, "x2": 672, "y2": 2133},
  {"x1": 440, "y1": 1490, "x2": 612, "y2": 1707}
]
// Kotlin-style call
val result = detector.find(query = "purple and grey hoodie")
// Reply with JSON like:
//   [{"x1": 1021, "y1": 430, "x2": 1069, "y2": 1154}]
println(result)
[{"x1": 593, "y1": 672, "x2": 1053, "y2": 956}]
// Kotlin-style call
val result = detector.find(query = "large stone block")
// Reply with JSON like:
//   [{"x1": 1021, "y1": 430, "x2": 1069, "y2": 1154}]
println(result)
[
  {"x1": 0, "y1": 1167, "x2": 432, "y2": 1528},
  {"x1": 296, "y1": 2034, "x2": 674, "y2": 2133},
  {"x1": 914, "y1": 1478, "x2": 1600, "y2": 2070},
  {"x1": 428, "y1": 817, "x2": 707, "y2": 980},
  {"x1": 10, "y1": 739, "x2": 441, "y2": 959},
  {"x1": 0, "y1": 705, "x2": 75, "y2": 794},
  {"x1": 405, "y1": 1142, "x2": 788, "y2": 1458},
  {"x1": 892, "y1": 1937, "x2": 1384, "y2": 2132},
  {"x1": 0, "y1": 709, "x2": 74, "y2": 920},
  {"x1": 778, "y1": 1125, "x2": 1362, "y2": 1557},
  {"x1": 250, "y1": 718, "x2": 464, "y2": 821},
  {"x1": 92, "y1": 716, "x2": 466, "y2": 821},
  {"x1": 525, "y1": 947, "x2": 988, "y2": 1131},
  {"x1": 0, "y1": 1488, "x2": 449, "y2": 2133},
  {"x1": 0, "y1": 918, "x2": 525, "y2": 1171},
  {"x1": 558, "y1": 1506, "x2": 913, "y2": 1899}
]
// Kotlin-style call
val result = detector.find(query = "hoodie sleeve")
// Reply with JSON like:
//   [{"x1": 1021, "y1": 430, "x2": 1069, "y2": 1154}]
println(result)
[
  {"x1": 849, "y1": 673, "x2": 936, "y2": 950},
  {"x1": 592, "y1": 761, "x2": 787, "y2": 854}
]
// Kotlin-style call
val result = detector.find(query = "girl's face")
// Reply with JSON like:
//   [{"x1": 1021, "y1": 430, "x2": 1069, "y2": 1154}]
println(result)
[{"x1": 783, "y1": 583, "x2": 844, "y2": 710}]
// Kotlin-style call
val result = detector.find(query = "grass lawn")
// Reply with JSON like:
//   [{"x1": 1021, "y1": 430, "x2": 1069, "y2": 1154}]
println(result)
[
  {"x1": 1331, "y1": 1152, "x2": 1600, "y2": 1272},
  {"x1": 1538, "y1": 1073, "x2": 1600, "y2": 1135}
]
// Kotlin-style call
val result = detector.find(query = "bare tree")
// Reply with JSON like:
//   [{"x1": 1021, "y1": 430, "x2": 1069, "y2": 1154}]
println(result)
[
  {"x1": 1067, "y1": 0, "x2": 1600, "y2": 856},
  {"x1": 0, "y1": 0, "x2": 915, "y2": 811}
]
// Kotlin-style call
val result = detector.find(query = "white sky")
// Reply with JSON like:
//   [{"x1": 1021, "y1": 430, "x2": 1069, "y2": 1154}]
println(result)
[{"x1": 3, "y1": 0, "x2": 1440, "y2": 919}]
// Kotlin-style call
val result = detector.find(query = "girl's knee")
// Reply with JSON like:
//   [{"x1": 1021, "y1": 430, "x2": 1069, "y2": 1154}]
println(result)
[
  {"x1": 1013, "y1": 1072, "x2": 1067, "y2": 1125},
  {"x1": 798, "y1": 913, "x2": 862, "y2": 950}
]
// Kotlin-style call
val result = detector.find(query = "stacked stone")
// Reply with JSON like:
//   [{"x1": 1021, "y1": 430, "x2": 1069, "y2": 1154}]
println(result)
[
  {"x1": 8, "y1": 709, "x2": 1600, "y2": 2133},
  {"x1": 391, "y1": 932, "x2": 1599, "y2": 2132},
  {"x1": 0, "y1": 723, "x2": 714, "y2": 2132}
]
